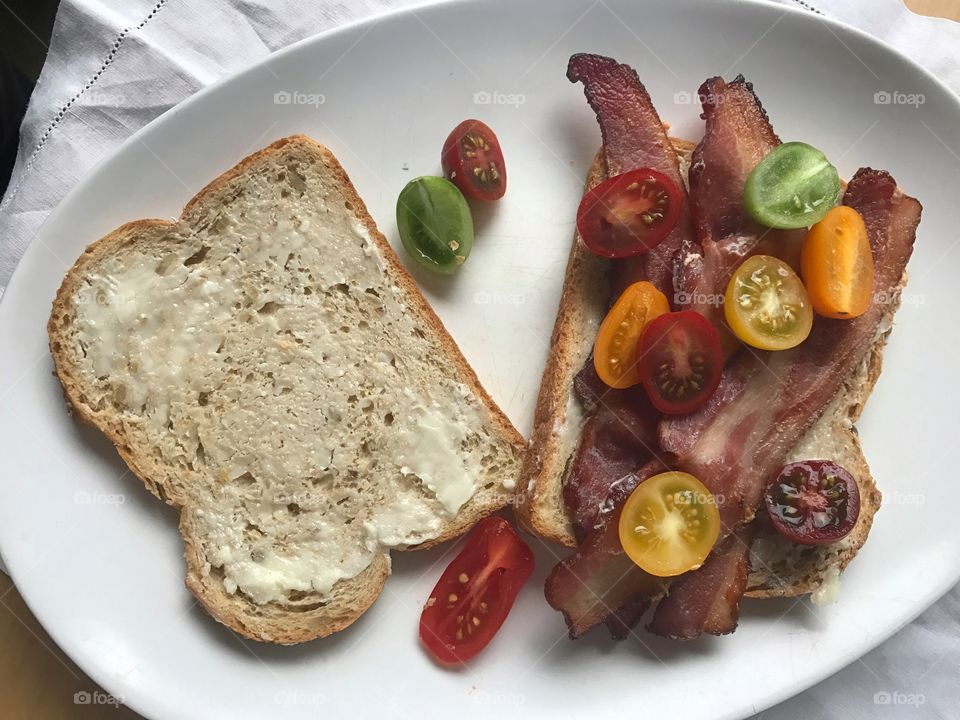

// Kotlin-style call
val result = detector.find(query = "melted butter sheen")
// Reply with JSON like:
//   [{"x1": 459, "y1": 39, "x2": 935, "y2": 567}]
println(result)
[{"x1": 71, "y1": 186, "x2": 497, "y2": 605}]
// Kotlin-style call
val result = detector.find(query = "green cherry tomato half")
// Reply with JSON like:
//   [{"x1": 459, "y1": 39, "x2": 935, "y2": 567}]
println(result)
[
  {"x1": 396, "y1": 177, "x2": 474, "y2": 274},
  {"x1": 743, "y1": 142, "x2": 841, "y2": 229}
]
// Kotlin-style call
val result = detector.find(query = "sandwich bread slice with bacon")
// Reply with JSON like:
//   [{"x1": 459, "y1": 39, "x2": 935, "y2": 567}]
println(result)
[{"x1": 517, "y1": 54, "x2": 921, "y2": 640}]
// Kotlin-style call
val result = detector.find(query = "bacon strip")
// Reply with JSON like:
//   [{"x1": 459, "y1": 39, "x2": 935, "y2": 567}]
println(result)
[
  {"x1": 567, "y1": 53, "x2": 696, "y2": 299},
  {"x1": 662, "y1": 168, "x2": 921, "y2": 532},
  {"x1": 562, "y1": 54, "x2": 697, "y2": 546},
  {"x1": 551, "y1": 69, "x2": 776, "y2": 640},
  {"x1": 689, "y1": 76, "x2": 779, "y2": 241},
  {"x1": 647, "y1": 526, "x2": 752, "y2": 639},
  {"x1": 565, "y1": 362, "x2": 659, "y2": 541},
  {"x1": 557, "y1": 54, "x2": 697, "y2": 638},
  {"x1": 545, "y1": 484, "x2": 667, "y2": 639},
  {"x1": 550, "y1": 59, "x2": 922, "y2": 643},
  {"x1": 564, "y1": 409, "x2": 656, "y2": 543},
  {"x1": 649, "y1": 168, "x2": 921, "y2": 639},
  {"x1": 549, "y1": 169, "x2": 920, "y2": 639},
  {"x1": 674, "y1": 76, "x2": 804, "y2": 354}
]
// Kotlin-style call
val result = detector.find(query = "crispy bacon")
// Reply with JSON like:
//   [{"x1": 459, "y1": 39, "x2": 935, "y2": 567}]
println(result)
[
  {"x1": 564, "y1": 373, "x2": 659, "y2": 541},
  {"x1": 647, "y1": 168, "x2": 921, "y2": 639},
  {"x1": 567, "y1": 361, "x2": 659, "y2": 540},
  {"x1": 563, "y1": 415, "x2": 645, "y2": 541},
  {"x1": 549, "y1": 169, "x2": 920, "y2": 640},
  {"x1": 549, "y1": 58, "x2": 922, "y2": 643},
  {"x1": 662, "y1": 168, "x2": 921, "y2": 532},
  {"x1": 647, "y1": 526, "x2": 752, "y2": 639},
  {"x1": 674, "y1": 76, "x2": 804, "y2": 354},
  {"x1": 560, "y1": 54, "x2": 698, "y2": 550},
  {"x1": 689, "y1": 76, "x2": 778, "y2": 240},
  {"x1": 567, "y1": 53, "x2": 696, "y2": 299},
  {"x1": 546, "y1": 481, "x2": 667, "y2": 639}
]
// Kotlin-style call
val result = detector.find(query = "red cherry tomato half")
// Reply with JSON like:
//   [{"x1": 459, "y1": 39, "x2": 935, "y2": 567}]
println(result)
[
  {"x1": 576, "y1": 168, "x2": 683, "y2": 259},
  {"x1": 764, "y1": 460, "x2": 860, "y2": 546},
  {"x1": 419, "y1": 517, "x2": 534, "y2": 664},
  {"x1": 441, "y1": 119, "x2": 507, "y2": 201},
  {"x1": 637, "y1": 310, "x2": 723, "y2": 415}
]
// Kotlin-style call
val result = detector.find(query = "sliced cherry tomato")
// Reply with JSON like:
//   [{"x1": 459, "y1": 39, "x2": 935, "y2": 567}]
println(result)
[
  {"x1": 441, "y1": 119, "x2": 506, "y2": 201},
  {"x1": 743, "y1": 142, "x2": 841, "y2": 229},
  {"x1": 396, "y1": 177, "x2": 474, "y2": 274},
  {"x1": 764, "y1": 460, "x2": 860, "y2": 546},
  {"x1": 724, "y1": 255, "x2": 813, "y2": 351},
  {"x1": 594, "y1": 281, "x2": 670, "y2": 389},
  {"x1": 576, "y1": 168, "x2": 682, "y2": 259},
  {"x1": 419, "y1": 517, "x2": 533, "y2": 664},
  {"x1": 801, "y1": 206, "x2": 874, "y2": 319},
  {"x1": 618, "y1": 471, "x2": 721, "y2": 577},
  {"x1": 637, "y1": 310, "x2": 723, "y2": 415}
]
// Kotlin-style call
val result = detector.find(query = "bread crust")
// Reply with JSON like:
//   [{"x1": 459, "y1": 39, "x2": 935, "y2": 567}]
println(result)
[
  {"x1": 48, "y1": 136, "x2": 524, "y2": 643},
  {"x1": 517, "y1": 140, "x2": 893, "y2": 599},
  {"x1": 514, "y1": 150, "x2": 610, "y2": 547}
]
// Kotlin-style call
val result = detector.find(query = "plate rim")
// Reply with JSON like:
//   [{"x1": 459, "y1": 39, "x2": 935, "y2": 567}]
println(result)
[{"x1": 1, "y1": 1, "x2": 958, "y2": 719}]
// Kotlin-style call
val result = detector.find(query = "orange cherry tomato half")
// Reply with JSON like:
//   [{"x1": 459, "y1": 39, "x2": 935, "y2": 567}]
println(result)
[
  {"x1": 800, "y1": 206, "x2": 874, "y2": 319},
  {"x1": 594, "y1": 281, "x2": 670, "y2": 389},
  {"x1": 419, "y1": 517, "x2": 533, "y2": 664},
  {"x1": 637, "y1": 310, "x2": 724, "y2": 415},
  {"x1": 577, "y1": 168, "x2": 683, "y2": 259},
  {"x1": 441, "y1": 119, "x2": 506, "y2": 201}
]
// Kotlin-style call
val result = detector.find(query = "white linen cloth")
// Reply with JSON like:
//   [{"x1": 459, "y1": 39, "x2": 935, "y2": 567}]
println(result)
[{"x1": 0, "y1": 0, "x2": 957, "y2": 718}]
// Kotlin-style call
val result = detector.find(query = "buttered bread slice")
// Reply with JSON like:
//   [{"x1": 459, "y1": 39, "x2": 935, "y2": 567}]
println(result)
[{"x1": 48, "y1": 135, "x2": 523, "y2": 644}]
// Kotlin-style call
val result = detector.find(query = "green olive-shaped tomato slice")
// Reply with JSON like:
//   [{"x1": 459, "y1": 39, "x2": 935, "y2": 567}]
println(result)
[{"x1": 396, "y1": 177, "x2": 474, "y2": 274}]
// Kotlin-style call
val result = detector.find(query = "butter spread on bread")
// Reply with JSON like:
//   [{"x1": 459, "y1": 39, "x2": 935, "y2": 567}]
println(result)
[{"x1": 49, "y1": 135, "x2": 523, "y2": 643}]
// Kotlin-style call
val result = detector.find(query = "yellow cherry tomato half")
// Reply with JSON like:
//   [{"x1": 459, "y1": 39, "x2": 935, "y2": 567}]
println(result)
[
  {"x1": 724, "y1": 255, "x2": 813, "y2": 351},
  {"x1": 800, "y1": 206, "x2": 874, "y2": 319},
  {"x1": 593, "y1": 281, "x2": 670, "y2": 388},
  {"x1": 618, "y1": 471, "x2": 721, "y2": 577}
]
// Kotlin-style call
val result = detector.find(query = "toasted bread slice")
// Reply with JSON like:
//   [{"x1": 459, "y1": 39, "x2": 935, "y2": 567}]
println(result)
[
  {"x1": 517, "y1": 140, "x2": 889, "y2": 599},
  {"x1": 48, "y1": 135, "x2": 524, "y2": 643}
]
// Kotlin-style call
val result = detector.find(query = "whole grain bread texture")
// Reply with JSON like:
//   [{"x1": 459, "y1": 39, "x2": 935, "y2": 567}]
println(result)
[
  {"x1": 48, "y1": 135, "x2": 525, "y2": 643},
  {"x1": 517, "y1": 139, "x2": 890, "y2": 598}
]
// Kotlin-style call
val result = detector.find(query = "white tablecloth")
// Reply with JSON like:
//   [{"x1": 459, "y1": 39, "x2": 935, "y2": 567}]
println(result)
[{"x1": 0, "y1": 1, "x2": 957, "y2": 718}]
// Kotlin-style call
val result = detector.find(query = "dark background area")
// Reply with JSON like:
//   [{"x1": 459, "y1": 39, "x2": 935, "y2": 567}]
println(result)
[{"x1": 0, "y1": 0, "x2": 60, "y2": 196}]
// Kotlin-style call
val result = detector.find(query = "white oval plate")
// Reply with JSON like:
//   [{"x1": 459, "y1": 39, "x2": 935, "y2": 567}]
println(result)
[{"x1": 1, "y1": 1, "x2": 958, "y2": 718}]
